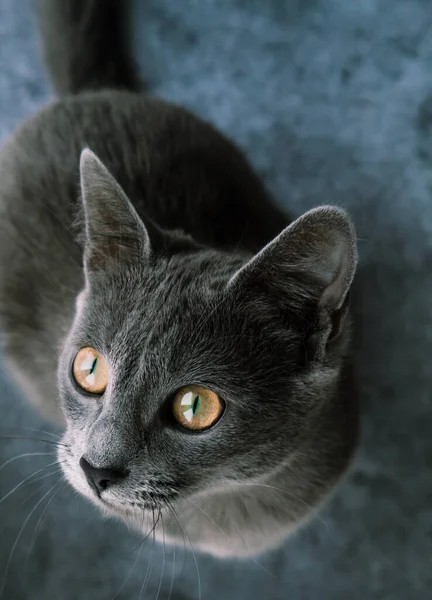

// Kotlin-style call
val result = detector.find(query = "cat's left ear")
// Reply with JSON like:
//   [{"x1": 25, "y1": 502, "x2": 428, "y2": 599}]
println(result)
[
  {"x1": 79, "y1": 148, "x2": 150, "y2": 273},
  {"x1": 228, "y1": 206, "x2": 358, "y2": 358}
]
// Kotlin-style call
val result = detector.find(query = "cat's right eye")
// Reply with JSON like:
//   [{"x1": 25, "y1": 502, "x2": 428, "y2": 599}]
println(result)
[{"x1": 72, "y1": 347, "x2": 108, "y2": 394}]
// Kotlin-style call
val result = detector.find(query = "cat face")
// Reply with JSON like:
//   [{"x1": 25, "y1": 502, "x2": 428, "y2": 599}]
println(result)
[
  {"x1": 58, "y1": 150, "x2": 357, "y2": 529},
  {"x1": 59, "y1": 255, "x2": 304, "y2": 515}
]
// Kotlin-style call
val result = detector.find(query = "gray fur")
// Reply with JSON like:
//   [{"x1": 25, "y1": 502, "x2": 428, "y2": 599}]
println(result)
[
  {"x1": 0, "y1": 0, "x2": 358, "y2": 557},
  {"x1": 38, "y1": 0, "x2": 141, "y2": 95}
]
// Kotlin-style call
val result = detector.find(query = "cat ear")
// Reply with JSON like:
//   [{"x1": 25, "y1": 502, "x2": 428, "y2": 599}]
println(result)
[
  {"x1": 229, "y1": 206, "x2": 358, "y2": 355},
  {"x1": 79, "y1": 148, "x2": 150, "y2": 272}
]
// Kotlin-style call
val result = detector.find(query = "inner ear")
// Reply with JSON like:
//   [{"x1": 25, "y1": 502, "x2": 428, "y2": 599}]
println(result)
[
  {"x1": 229, "y1": 206, "x2": 358, "y2": 357},
  {"x1": 79, "y1": 148, "x2": 151, "y2": 273}
]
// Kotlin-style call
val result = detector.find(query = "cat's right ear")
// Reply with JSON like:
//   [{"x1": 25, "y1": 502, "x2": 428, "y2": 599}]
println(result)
[
  {"x1": 228, "y1": 206, "x2": 358, "y2": 359},
  {"x1": 79, "y1": 148, "x2": 151, "y2": 274}
]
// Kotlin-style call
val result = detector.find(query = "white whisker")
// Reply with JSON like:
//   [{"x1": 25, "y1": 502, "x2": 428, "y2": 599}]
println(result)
[
  {"x1": 168, "y1": 503, "x2": 201, "y2": 600},
  {"x1": 0, "y1": 460, "x2": 65, "y2": 507},
  {"x1": 0, "y1": 452, "x2": 55, "y2": 474},
  {"x1": 0, "y1": 480, "x2": 63, "y2": 598}
]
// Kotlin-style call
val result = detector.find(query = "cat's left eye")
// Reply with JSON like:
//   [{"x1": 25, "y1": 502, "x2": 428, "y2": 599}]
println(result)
[
  {"x1": 172, "y1": 385, "x2": 224, "y2": 431},
  {"x1": 73, "y1": 347, "x2": 108, "y2": 394}
]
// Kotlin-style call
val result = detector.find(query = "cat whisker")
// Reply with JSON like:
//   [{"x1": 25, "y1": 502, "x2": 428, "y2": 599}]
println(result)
[
  {"x1": 0, "y1": 452, "x2": 56, "y2": 473},
  {"x1": 25, "y1": 481, "x2": 66, "y2": 574},
  {"x1": 132, "y1": 506, "x2": 161, "y2": 554},
  {"x1": 0, "y1": 480, "x2": 63, "y2": 599},
  {"x1": 0, "y1": 478, "x2": 58, "y2": 541},
  {"x1": 136, "y1": 508, "x2": 160, "y2": 600},
  {"x1": 184, "y1": 495, "x2": 280, "y2": 581},
  {"x1": 167, "y1": 519, "x2": 176, "y2": 600},
  {"x1": 167, "y1": 502, "x2": 201, "y2": 600},
  {"x1": 0, "y1": 460, "x2": 66, "y2": 507},
  {"x1": 137, "y1": 542, "x2": 154, "y2": 600},
  {"x1": 181, "y1": 494, "x2": 226, "y2": 535},
  {"x1": 27, "y1": 466, "x2": 65, "y2": 487},
  {"x1": 0, "y1": 434, "x2": 68, "y2": 448},
  {"x1": 178, "y1": 518, "x2": 187, "y2": 579},
  {"x1": 231, "y1": 519, "x2": 283, "y2": 579},
  {"x1": 168, "y1": 501, "x2": 187, "y2": 579},
  {"x1": 155, "y1": 512, "x2": 166, "y2": 600},
  {"x1": 240, "y1": 482, "x2": 333, "y2": 535},
  {"x1": 21, "y1": 426, "x2": 63, "y2": 441},
  {"x1": 110, "y1": 511, "x2": 148, "y2": 600}
]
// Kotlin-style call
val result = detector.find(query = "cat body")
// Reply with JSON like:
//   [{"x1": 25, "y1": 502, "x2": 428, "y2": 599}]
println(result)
[{"x1": 0, "y1": 0, "x2": 358, "y2": 557}]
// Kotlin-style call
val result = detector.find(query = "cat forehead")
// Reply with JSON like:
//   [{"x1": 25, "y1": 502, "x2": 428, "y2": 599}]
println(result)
[
  {"x1": 82, "y1": 250, "x2": 245, "y2": 329},
  {"x1": 77, "y1": 271, "x2": 230, "y2": 356},
  {"x1": 87, "y1": 268, "x2": 223, "y2": 323},
  {"x1": 90, "y1": 249, "x2": 242, "y2": 291}
]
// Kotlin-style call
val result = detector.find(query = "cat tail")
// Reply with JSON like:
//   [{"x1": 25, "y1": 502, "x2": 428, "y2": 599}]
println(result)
[{"x1": 38, "y1": 0, "x2": 142, "y2": 96}]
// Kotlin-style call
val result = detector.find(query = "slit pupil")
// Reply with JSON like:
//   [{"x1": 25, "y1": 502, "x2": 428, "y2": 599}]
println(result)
[
  {"x1": 192, "y1": 395, "x2": 200, "y2": 415},
  {"x1": 89, "y1": 358, "x2": 97, "y2": 375}
]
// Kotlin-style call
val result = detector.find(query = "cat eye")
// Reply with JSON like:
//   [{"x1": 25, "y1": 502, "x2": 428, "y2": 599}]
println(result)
[
  {"x1": 172, "y1": 386, "x2": 224, "y2": 431},
  {"x1": 73, "y1": 347, "x2": 109, "y2": 394}
]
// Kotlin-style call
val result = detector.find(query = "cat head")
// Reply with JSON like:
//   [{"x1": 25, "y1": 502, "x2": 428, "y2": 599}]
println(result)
[{"x1": 58, "y1": 149, "x2": 357, "y2": 527}]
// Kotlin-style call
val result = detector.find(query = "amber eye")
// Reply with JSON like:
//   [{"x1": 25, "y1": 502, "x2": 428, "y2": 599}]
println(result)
[
  {"x1": 172, "y1": 385, "x2": 224, "y2": 431},
  {"x1": 73, "y1": 347, "x2": 108, "y2": 394}
]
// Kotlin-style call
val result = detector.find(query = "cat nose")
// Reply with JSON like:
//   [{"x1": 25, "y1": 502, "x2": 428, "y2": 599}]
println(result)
[{"x1": 79, "y1": 456, "x2": 128, "y2": 496}]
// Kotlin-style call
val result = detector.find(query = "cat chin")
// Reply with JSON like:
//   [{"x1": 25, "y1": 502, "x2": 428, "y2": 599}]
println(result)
[
  {"x1": 126, "y1": 502, "x2": 306, "y2": 559},
  {"x1": 64, "y1": 475, "x2": 155, "y2": 521},
  {"x1": 60, "y1": 445, "x2": 330, "y2": 558},
  {"x1": 67, "y1": 478, "x2": 159, "y2": 524},
  {"x1": 72, "y1": 484, "x2": 166, "y2": 524},
  {"x1": 100, "y1": 501, "x2": 147, "y2": 521},
  {"x1": 61, "y1": 459, "x2": 334, "y2": 559}
]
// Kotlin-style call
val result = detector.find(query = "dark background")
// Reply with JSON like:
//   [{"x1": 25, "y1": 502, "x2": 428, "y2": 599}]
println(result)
[{"x1": 0, "y1": 0, "x2": 431, "y2": 598}]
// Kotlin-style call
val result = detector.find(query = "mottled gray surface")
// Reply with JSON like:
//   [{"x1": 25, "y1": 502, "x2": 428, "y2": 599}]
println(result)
[{"x1": 0, "y1": 0, "x2": 431, "y2": 598}]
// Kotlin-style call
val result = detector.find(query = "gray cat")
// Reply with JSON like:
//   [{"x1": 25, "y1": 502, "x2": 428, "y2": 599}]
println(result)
[{"x1": 0, "y1": 0, "x2": 359, "y2": 558}]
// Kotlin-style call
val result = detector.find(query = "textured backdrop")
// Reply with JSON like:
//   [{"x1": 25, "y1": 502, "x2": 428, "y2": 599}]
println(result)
[{"x1": 0, "y1": 0, "x2": 431, "y2": 599}]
